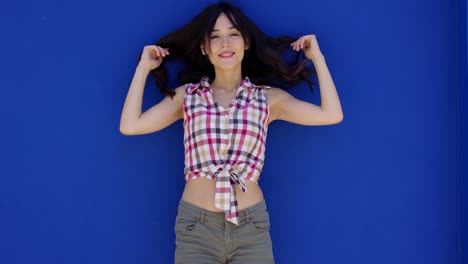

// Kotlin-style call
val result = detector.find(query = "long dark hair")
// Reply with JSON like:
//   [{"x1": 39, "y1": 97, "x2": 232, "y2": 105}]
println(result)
[{"x1": 139, "y1": 1, "x2": 317, "y2": 99}]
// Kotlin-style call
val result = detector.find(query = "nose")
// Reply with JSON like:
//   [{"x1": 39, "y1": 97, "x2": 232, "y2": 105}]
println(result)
[{"x1": 221, "y1": 36, "x2": 231, "y2": 47}]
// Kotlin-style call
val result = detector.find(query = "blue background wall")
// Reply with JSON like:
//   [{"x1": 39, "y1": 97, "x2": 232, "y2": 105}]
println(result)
[
  {"x1": 2, "y1": 0, "x2": 465, "y2": 263},
  {"x1": 461, "y1": 0, "x2": 467, "y2": 263}
]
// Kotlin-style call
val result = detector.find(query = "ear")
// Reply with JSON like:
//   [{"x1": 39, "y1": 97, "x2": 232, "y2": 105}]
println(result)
[{"x1": 200, "y1": 44, "x2": 206, "y2": 55}]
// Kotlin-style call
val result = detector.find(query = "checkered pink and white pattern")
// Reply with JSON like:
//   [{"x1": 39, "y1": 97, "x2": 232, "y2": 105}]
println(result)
[{"x1": 183, "y1": 76, "x2": 270, "y2": 225}]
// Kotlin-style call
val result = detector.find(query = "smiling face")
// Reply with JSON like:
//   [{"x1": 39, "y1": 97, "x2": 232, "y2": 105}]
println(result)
[{"x1": 201, "y1": 13, "x2": 249, "y2": 71}]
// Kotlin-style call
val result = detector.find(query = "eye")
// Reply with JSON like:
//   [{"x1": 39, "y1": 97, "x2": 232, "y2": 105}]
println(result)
[
  {"x1": 210, "y1": 36, "x2": 219, "y2": 39},
  {"x1": 230, "y1": 33, "x2": 240, "y2": 36}
]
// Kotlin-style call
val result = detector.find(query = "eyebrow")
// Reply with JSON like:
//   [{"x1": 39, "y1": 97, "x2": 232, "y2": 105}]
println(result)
[{"x1": 210, "y1": 26, "x2": 237, "y2": 32}]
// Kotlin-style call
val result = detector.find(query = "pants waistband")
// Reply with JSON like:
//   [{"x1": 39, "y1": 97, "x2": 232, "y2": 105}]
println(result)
[{"x1": 177, "y1": 198, "x2": 268, "y2": 224}]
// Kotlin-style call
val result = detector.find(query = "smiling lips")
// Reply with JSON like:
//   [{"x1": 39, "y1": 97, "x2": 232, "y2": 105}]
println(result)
[{"x1": 219, "y1": 51, "x2": 235, "y2": 59}]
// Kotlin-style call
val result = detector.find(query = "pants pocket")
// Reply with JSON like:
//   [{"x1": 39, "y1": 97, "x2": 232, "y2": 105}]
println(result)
[
  {"x1": 246, "y1": 210, "x2": 274, "y2": 259},
  {"x1": 174, "y1": 215, "x2": 199, "y2": 235},
  {"x1": 250, "y1": 210, "x2": 271, "y2": 230}
]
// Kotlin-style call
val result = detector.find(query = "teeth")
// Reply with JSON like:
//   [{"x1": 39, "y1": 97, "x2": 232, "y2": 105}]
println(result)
[{"x1": 220, "y1": 53, "x2": 234, "y2": 57}]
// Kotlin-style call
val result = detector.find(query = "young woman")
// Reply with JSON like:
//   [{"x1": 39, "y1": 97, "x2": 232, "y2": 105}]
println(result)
[{"x1": 120, "y1": 2, "x2": 343, "y2": 263}]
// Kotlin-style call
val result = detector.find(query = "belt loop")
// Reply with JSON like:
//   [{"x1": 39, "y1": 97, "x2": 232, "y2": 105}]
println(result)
[
  {"x1": 245, "y1": 210, "x2": 251, "y2": 223},
  {"x1": 200, "y1": 210, "x2": 205, "y2": 223}
]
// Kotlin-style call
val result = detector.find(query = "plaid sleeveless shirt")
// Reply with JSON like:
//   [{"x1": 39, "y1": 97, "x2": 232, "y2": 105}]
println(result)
[{"x1": 183, "y1": 75, "x2": 270, "y2": 225}]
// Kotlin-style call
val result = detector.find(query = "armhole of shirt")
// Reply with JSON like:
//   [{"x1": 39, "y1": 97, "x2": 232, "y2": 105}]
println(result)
[
  {"x1": 264, "y1": 87, "x2": 271, "y2": 126},
  {"x1": 183, "y1": 83, "x2": 189, "y2": 124},
  {"x1": 254, "y1": 84, "x2": 271, "y2": 126}
]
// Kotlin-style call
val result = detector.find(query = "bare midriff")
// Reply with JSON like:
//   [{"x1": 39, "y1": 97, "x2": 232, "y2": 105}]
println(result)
[{"x1": 181, "y1": 176, "x2": 264, "y2": 212}]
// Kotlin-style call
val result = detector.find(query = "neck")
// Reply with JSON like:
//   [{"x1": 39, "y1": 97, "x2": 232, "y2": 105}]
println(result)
[{"x1": 211, "y1": 68, "x2": 243, "y2": 92}]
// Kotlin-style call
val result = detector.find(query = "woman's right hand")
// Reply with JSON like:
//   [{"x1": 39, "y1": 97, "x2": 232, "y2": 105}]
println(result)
[{"x1": 139, "y1": 45, "x2": 170, "y2": 71}]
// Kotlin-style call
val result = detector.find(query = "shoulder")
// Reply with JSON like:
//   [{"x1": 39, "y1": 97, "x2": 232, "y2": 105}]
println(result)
[
  {"x1": 182, "y1": 81, "x2": 203, "y2": 95},
  {"x1": 263, "y1": 86, "x2": 296, "y2": 124},
  {"x1": 175, "y1": 81, "x2": 202, "y2": 95},
  {"x1": 169, "y1": 85, "x2": 186, "y2": 111},
  {"x1": 250, "y1": 83, "x2": 292, "y2": 106},
  {"x1": 264, "y1": 86, "x2": 292, "y2": 108},
  {"x1": 167, "y1": 85, "x2": 186, "y2": 120},
  {"x1": 175, "y1": 84, "x2": 187, "y2": 93},
  {"x1": 173, "y1": 84, "x2": 186, "y2": 99}
]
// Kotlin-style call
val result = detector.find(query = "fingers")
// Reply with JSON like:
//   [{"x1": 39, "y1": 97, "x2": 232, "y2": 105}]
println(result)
[
  {"x1": 299, "y1": 37, "x2": 305, "y2": 49},
  {"x1": 146, "y1": 45, "x2": 170, "y2": 58},
  {"x1": 157, "y1": 46, "x2": 170, "y2": 57},
  {"x1": 154, "y1": 46, "x2": 165, "y2": 58},
  {"x1": 290, "y1": 35, "x2": 314, "y2": 51},
  {"x1": 290, "y1": 37, "x2": 301, "y2": 51},
  {"x1": 160, "y1": 46, "x2": 170, "y2": 56},
  {"x1": 301, "y1": 37, "x2": 309, "y2": 49},
  {"x1": 290, "y1": 36, "x2": 304, "y2": 51}
]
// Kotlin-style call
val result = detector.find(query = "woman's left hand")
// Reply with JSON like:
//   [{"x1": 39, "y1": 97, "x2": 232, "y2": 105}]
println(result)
[{"x1": 290, "y1": 34, "x2": 323, "y2": 61}]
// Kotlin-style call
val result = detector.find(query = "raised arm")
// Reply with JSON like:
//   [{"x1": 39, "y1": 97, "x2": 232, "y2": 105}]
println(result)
[
  {"x1": 267, "y1": 34, "x2": 343, "y2": 126},
  {"x1": 119, "y1": 45, "x2": 184, "y2": 135}
]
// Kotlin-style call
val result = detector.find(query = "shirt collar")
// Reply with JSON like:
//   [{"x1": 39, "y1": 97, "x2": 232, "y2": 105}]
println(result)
[{"x1": 187, "y1": 76, "x2": 253, "y2": 95}]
